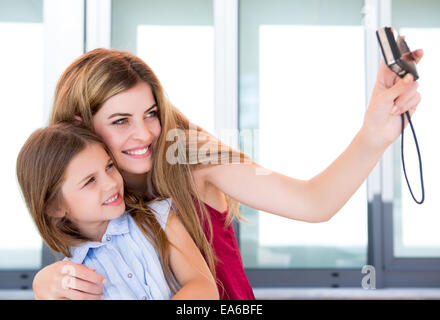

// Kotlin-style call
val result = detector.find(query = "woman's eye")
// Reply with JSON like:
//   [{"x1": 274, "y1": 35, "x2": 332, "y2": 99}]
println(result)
[
  {"x1": 84, "y1": 177, "x2": 95, "y2": 187},
  {"x1": 145, "y1": 110, "x2": 158, "y2": 118},
  {"x1": 112, "y1": 118, "x2": 127, "y2": 125}
]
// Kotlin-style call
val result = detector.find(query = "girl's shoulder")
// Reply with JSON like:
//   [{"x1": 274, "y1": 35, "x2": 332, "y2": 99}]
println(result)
[
  {"x1": 147, "y1": 198, "x2": 173, "y2": 212},
  {"x1": 145, "y1": 198, "x2": 174, "y2": 230}
]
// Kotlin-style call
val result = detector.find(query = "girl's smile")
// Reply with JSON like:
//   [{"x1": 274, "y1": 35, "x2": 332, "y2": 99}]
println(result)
[{"x1": 103, "y1": 192, "x2": 123, "y2": 206}]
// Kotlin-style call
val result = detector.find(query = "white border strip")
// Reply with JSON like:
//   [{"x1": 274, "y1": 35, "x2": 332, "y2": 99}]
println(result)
[
  {"x1": 43, "y1": 0, "x2": 85, "y2": 124},
  {"x1": 378, "y1": 0, "x2": 393, "y2": 203},
  {"x1": 86, "y1": 0, "x2": 111, "y2": 51},
  {"x1": 363, "y1": 0, "x2": 382, "y2": 202},
  {"x1": 363, "y1": 0, "x2": 392, "y2": 202},
  {"x1": 213, "y1": 0, "x2": 239, "y2": 148}
]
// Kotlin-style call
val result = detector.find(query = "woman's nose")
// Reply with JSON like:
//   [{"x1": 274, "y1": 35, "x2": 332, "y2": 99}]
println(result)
[{"x1": 131, "y1": 119, "x2": 152, "y2": 142}]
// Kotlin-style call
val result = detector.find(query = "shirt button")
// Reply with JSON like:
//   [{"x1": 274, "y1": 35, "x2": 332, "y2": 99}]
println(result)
[
  {"x1": 127, "y1": 273, "x2": 132, "y2": 278},
  {"x1": 106, "y1": 236, "x2": 111, "y2": 241}
]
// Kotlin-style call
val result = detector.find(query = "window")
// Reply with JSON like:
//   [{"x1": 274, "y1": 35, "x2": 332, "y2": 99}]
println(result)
[
  {"x1": 391, "y1": 0, "x2": 440, "y2": 258},
  {"x1": 238, "y1": 0, "x2": 440, "y2": 288},
  {"x1": 111, "y1": 0, "x2": 215, "y2": 134},
  {"x1": 238, "y1": 0, "x2": 368, "y2": 285},
  {"x1": 1, "y1": 0, "x2": 84, "y2": 289},
  {"x1": 0, "y1": 0, "x2": 44, "y2": 271}
]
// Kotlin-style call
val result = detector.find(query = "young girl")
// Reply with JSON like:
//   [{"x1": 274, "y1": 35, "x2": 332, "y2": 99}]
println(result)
[
  {"x1": 32, "y1": 47, "x2": 423, "y2": 300},
  {"x1": 16, "y1": 122, "x2": 219, "y2": 300}
]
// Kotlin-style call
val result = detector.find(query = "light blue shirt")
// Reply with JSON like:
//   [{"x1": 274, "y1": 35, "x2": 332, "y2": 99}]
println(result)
[{"x1": 65, "y1": 199, "x2": 175, "y2": 300}]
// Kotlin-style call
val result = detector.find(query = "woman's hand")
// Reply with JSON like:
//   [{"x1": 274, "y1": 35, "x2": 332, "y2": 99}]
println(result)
[
  {"x1": 362, "y1": 49, "x2": 424, "y2": 150},
  {"x1": 33, "y1": 260, "x2": 106, "y2": 300}
]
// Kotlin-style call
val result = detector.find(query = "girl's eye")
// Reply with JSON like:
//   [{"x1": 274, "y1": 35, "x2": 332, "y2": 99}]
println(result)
[
  {"x1": 106, "y1": 162, "x2": 114, "y2": 170},
  {"x1": 84, "y1": 177, "x2": 95, "y2": 187},
  {"x1": 112, "y1": 118, "x2": 127, "y2": 125}
]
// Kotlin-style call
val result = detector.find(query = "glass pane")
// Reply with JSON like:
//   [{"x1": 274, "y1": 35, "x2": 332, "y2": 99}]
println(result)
[
  {"x1": 111, "y1": 0, "x2": 215, "y2": 134},
  {"x1": 392, "y1": 0, "x2": 440, "y2": 257},
  {"x1": 0, "y1": 0, "x2": 44, "y2": 269},
  {"x1": 239, "y1": 0, "x2": 368, "y2": 269}
]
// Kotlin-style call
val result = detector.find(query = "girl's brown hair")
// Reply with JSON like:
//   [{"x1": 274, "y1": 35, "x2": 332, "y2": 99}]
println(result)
[
  {"x1": 16, "y1": 122, "x2": 180, "y2": 293},
  {"x1": 49, "y1": 48, "x2": 251, "y2": 291}
]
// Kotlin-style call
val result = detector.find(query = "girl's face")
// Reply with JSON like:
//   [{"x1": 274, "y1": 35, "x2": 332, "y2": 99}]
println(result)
[
  {"x1": 61, "y1": 143, "x2": 125, "y2": 240},
  {"x1": 92, "y1": 81, "x2": 161, "y2": 178}
]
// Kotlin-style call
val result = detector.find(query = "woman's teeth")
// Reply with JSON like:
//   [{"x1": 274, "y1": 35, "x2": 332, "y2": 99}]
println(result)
[
  {"x1": 104, "y1": 193, "x2": 119, "y2": 204},
  {"x1": 124, "y1": 146, "x2": 149, "y2": 155}
]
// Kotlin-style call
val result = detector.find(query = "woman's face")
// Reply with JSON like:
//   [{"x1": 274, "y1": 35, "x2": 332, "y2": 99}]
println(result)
[{"x1": 93, "y1": 81, "x2": 161, "y2": 177}]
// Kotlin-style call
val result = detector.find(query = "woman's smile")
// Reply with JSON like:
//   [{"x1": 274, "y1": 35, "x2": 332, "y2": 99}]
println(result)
[{"x1": 122, "y1": 144, "x2": 152, "y2": 159}]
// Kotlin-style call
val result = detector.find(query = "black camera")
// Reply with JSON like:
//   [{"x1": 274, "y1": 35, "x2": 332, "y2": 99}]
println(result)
[
  {"x1": 376, "y1": 27, "x2": 419, "y2": 81},
  {"x1": 376, "y1": 27, "x2": 424, "y2": 205}
]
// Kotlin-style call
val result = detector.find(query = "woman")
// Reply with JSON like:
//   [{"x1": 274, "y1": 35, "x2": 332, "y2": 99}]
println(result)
[{"x1": 32, "y1": 47, "x2": 423, "y2": 299}]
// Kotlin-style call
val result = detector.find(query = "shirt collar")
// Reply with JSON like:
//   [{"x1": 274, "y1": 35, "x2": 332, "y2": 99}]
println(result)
[
  {"x1": 104, "y1": 212, "x2": 130, "y2": 236},
  {"x1": 68, "y1": 213, "x2": 130, "y2": 264}
]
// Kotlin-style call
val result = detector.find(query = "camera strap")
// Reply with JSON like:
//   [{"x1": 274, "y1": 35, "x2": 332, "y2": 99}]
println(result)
[{"x1": 401, "y1": 111, "x2": 425, "y2": 204}]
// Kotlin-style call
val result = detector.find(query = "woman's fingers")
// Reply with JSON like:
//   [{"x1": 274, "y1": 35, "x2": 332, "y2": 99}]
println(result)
[
  {"x1": 394, "y1": 92, "x2": 421, "y2": 119},
  {"x1": 61, "y1": 275, "x2": 104, "y2": 295},
  {"x1": 412, "y1": 49, "x2": 424, "y2": 64},
  {"x1": 386, "y1": 73, "x2": 414, "y2": 106},
  {"x1": 392, "y1": 81, "x2": 419, "y2": 114},
  {"x1": 406, "y1": 94, "x2": 422, "y2": 114},
  {"x1": 60, "y1": 262, "x2": 106, "y2": 285},
  {"x1": 54, "y1": 262, "x2": 106, "y2": 300},
  {"x1": 400, "y1": 34, "x2": 423, "y2": 64}
]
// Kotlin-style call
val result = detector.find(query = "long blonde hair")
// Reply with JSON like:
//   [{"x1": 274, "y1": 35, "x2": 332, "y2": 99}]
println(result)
[
  {"x1": 49, "y1": 48, "x2": 251, "y2": 286},
  {"x1": 16, "y1": 122, "x2": 180, "y2": 293}
]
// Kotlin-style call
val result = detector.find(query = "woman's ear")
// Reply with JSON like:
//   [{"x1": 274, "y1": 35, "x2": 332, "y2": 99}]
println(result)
[{"x1": 73, "y1": 115, "x2": 83, "y2": 122}]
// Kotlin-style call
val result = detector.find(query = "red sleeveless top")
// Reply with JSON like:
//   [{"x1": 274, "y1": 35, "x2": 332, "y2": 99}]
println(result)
[{"x1": 196, "y1": 201, "x2": 255, "y2": 300}]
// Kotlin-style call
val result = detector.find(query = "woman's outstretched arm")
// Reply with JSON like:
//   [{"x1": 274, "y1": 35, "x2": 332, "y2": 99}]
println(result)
[{"x1": 196, "y1": 50, "x2": 423, "y2": 223}]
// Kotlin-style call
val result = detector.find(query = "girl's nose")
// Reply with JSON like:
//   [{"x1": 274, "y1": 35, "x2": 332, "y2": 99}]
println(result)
[{"x1": 102, "y1": 171, "x2": 118, "y2": 192}]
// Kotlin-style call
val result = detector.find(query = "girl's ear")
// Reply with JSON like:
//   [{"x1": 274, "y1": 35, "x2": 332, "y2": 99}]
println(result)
[
  {"x1": 73, "y1": 115, "x2": 83, "y2": 122},
  {"x1": 46, "y1": 201, "x2": 67, "y2": 218}
]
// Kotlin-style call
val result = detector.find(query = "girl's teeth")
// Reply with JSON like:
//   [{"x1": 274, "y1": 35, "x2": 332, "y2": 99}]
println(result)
[
  {"x1": 104, "y1": 194, "x2": 118, "y2": 204},
  {"x1": 125, "y1": 147, "x2": 148, "y2": 155}
]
